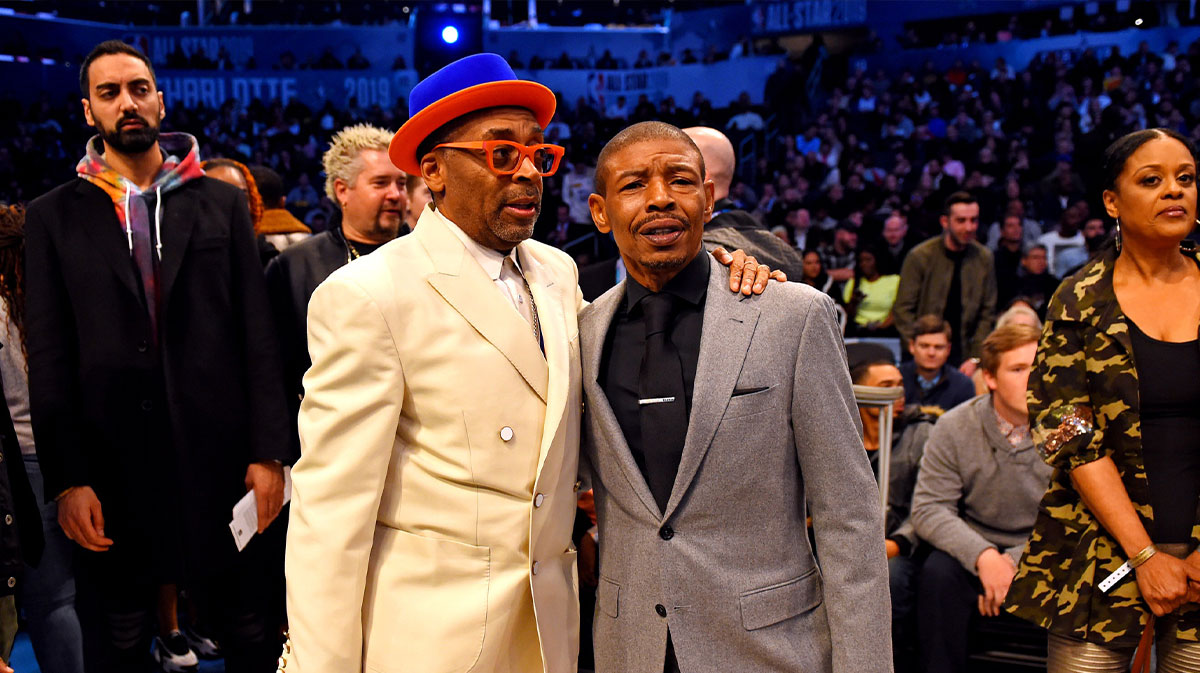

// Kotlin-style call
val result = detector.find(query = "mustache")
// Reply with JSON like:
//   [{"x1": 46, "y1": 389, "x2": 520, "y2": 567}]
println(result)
[
  {"x1": 633, "y1": 213, "x2": 689, "y2": 232},
  {"x1": 118, "y1": 113, "x2": 150, "y2": 127}
]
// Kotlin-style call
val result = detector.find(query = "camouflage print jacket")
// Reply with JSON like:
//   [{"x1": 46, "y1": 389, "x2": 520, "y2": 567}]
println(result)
[{"x1": 1005, "y1": 245, "x2": 1200, "y2": 647}]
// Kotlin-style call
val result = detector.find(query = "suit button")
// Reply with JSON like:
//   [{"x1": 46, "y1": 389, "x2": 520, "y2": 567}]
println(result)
[
  {"x1": 534, "y1": 493, "x2": 545, "y2": 508},
  {"x1": 137, "y1": 341, "x2": 149, "y2": 353},
  {"x1": 531, "y1": 561, "x2": 540, "y2": 576},
  {"x1": 4, "y1": 515, "x2": 11, "y2": 525},
  {"x1": 500, "y1": 426, "x2": 514, "y2": 442},
  {"x1": 6, "y1": 577, "x2": 14, "y2": 588},
  {"x1": 655, "y1": 604, "x2": 667, "y2": 618},
  {"x1": 140, "y1": 400, "x2": 153, "y2": 412},
  {"x1": 659, "y1": 526, "x2": 674, "y2": 540}
]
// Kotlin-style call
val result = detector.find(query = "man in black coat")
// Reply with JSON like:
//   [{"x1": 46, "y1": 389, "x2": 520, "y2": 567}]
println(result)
[
  {"x1": 24, "y1": 41, "x2": 289, "y2": 672},
  {"x1": 263, "y1": 123, "x2": 408, "y2": 456},
  {"x1": 684, "y1": 127, "x2": 805, "y2": 280}
]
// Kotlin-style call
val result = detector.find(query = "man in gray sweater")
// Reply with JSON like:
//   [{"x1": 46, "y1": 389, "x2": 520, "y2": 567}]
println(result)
[{"x1": 910, "y1": 323, "x2": 1051, "y2": 673}]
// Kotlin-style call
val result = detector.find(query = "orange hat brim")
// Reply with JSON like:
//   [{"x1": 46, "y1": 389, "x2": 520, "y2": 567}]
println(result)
[{"x1": 388, "y1": 79, "x2": 557, "y2": 175}]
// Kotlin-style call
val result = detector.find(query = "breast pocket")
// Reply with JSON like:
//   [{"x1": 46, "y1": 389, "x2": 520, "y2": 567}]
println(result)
[{"x1": 722, "y1": 384, "x2": 779, "y2": 421}]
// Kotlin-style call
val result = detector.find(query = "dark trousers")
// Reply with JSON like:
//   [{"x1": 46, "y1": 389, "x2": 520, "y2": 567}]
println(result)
[
  {"x1": 916, "y1": 548, "x2": 989, "y2": 673},
  {"x1": 76, "y1": 543, "x2": 280, "y2": 673},
  {"x1": 889, "y1": 546, "x2": 930, "y2": 673}
]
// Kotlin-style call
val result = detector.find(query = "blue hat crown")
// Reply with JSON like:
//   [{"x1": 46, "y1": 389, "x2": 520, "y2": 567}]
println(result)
[{"x1": 409, "y1": 53, "x2": 519, "y2": 119}]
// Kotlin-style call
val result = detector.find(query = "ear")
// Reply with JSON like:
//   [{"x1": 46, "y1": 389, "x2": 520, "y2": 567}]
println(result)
[
  {"x1": 420, "y1": 153, "x2": 445, "y2": 200},
  {"x1": 981, "y1": 367, "x2": 998, "y2": 393},
  {"x1": 82, "y1": 98, "x2": 95, "y2": 128},
  {"x1": 588, "y1": 192, "x2": 611, "y2": 234},
  {"x1": 1101, "y1": 188, "x2": 1119, "y2": 219},
  {"x1": 703, "y1": 179, "x2": 715, "y2": 221},
  {"x1": 332, "y1": 178, "x2": 350, "y2": 210},
  {"x1": 939, "y1": 214, "x2": 949, "y2": 230},
  {"x1": 157, "y1": 90, "x2": 166, "y2": 121},
  {"x1": 907, "y1": 339, "x2": 916, "y2": 356}
]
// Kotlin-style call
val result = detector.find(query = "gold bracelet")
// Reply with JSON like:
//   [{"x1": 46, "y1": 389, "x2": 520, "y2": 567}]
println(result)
[{"x1": 1129, "y1": 543, "x2": 1158, "y2": 569}]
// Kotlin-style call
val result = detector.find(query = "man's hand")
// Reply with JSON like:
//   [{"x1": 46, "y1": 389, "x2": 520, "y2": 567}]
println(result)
[
  {"x1": 0, "y1": 653, "x2": 12, "y2": 673},
  {"x1": 712, "y1": 247, "x2": 787, "y2": 294},
  {"x1": 1186, "y1": 550, "x2": 1200, "y2": 604},
  {"x1": 1136, "y1": 551, "x2": 1200, "y2": 616},
  {"x1": 885, "y1": 539, "x2": 901, "y2": 559},
  {"x1": 578, "y1": 530, "x2": 599, "y2": 588},
  {"x1": 959, "y1": 359, "x2": 979, "y2": 377},
  {"x1": 975, "y1": 547, "x2": 1016, "y2": 617},
  {"x1": 245, "y1": 461, "x2": 285, "y2": 534},
  {"x1": 57, "y1": 486, "x2": 113, "y2": 552}
]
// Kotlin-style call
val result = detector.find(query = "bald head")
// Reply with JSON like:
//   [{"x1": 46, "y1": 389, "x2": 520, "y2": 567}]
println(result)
[{"x1": 683, "y1": 126, "x2": 734, "y2": 201}]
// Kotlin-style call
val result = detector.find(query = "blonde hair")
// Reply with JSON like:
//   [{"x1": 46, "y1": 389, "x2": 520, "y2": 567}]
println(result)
[
  {"x1": 980, "y1": 323, "x2": 1041, "y2": 375},
  {"x1": 322, "y1": 124, "x2": 395, "y2": 207},
  {"x1": 996, "y1": 303, "x2": 1043, "y2": 332}
]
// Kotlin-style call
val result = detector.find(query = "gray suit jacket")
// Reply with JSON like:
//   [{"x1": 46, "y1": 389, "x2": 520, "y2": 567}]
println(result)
[{"x1": 580, "y1": 259, "x2": 892, "y2": 673}]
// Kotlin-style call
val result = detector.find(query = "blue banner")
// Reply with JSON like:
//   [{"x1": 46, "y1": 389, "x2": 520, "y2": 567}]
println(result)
[{"x1": 157, "y1": 69, "x2": 418, "y2": 109}]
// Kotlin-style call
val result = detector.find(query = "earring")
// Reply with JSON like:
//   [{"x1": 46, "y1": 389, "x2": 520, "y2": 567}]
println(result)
[{"x1": 1113, "y1": 217, "x2": 1122, "y2": 255}]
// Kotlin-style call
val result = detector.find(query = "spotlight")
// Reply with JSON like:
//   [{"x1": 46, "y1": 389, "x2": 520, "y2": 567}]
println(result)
[
  {"x1": 1134, "y1": 17, "x2": 1143, "y2": 26},
  {"x1": 442, "y1": 25, "x2": 460, "y2": 44}
]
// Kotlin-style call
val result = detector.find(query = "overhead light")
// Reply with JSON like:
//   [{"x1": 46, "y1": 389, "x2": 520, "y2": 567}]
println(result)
[
  {"x1": 441, "y1": 25, "x2": 460, "y2": 44},
  {"x1": 1134, "y1": 17, "x2": 1143, "y2": 25}
]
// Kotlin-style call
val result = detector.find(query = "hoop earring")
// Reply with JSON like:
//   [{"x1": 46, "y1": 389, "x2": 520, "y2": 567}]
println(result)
[{"x1": 1115, "y1": 217, "x2": 1122, "y2": 255}]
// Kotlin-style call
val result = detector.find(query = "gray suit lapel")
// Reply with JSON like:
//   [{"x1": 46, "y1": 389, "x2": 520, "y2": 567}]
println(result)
[
  {"x1": 581, "y1": 282, "x2": 663, "y2": 519},
  {"x1": 662, "y1": 262, "x2": 759, "y2": 521}
]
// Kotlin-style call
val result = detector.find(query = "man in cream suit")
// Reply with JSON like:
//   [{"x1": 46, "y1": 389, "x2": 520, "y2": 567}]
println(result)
[
  {"x1": 282, "y1": 56, "x2": 773, "y2": 673},
  {"x1": 581, "y1": 121, "x2": 891, "y2": 673}
]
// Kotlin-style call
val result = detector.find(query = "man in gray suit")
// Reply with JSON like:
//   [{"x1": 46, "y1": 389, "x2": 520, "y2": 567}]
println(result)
[{"x1": 580, "y1": 121, "x2": 891, "y2": 673}]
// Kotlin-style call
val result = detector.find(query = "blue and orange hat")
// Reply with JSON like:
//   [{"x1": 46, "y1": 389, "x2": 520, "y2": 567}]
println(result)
[{"x1": 388, "y1": 53, "x2": 557, "y2": 175}]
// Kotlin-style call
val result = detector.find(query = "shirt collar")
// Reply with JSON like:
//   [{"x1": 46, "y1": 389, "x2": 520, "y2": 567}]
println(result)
[
  {"x1": 993, "y1": 404, "x2": 1031, "y2": 449},
  {"x1": 624, "y1": 250, "x2": 710, "y2": 314},
  {"x1": 435, "y1": 207, "x2": 522, "y2": 280}
]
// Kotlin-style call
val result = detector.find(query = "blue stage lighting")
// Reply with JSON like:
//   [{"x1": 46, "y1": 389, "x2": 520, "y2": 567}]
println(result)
[{"x1": 442, "y1": 25, "x2": 460, "y2": 44}]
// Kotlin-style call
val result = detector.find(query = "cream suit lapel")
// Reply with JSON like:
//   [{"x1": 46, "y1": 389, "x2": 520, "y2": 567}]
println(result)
[
  {"x1": 581, "y1": 285, "x2": 663, "y2": 519},
  {"x1": 519, "y1": 246, "x2": 568, "y2": 476},
  {"x1": 417, "y1": 209, "x2": 549, "y2": 402},
  {"x1": 661, "y1": 261, "x2": 759, "y2": 522}
]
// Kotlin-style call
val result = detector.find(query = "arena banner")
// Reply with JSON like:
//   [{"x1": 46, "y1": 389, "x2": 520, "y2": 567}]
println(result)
[
  {"x1": 521, "y1": 57, "x2": 778, "y2": 110},
  {"x1": 156, "y1": 69, "x2": 419, "y2": 109},
  {"x1": 749, "y1": 0, "x2": 867, "y2": 35}
]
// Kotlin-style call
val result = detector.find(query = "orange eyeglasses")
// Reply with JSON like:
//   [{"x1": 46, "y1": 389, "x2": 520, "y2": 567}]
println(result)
[{"x1": 433, "y1": 140, "x2": 566, "y2": 176}]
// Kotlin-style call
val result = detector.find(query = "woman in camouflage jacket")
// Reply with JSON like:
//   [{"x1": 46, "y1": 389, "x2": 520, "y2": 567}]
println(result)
[{"x1": 1006, "y1": 128, "x2": 1200, "y2": 672}]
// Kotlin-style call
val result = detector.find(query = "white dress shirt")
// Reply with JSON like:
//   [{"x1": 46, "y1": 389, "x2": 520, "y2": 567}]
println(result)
[{"x1": 436, "y1": 208, "x2": 540, "y2": 341}]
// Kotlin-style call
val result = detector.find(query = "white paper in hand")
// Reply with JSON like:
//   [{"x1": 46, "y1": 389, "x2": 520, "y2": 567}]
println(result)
[{"x1": 229, "y1": 467, "x2": 292, "y2": 552}]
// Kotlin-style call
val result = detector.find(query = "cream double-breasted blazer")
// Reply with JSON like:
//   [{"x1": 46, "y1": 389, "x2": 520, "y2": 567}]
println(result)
[{"x1": 283, "y1": 207, "x2": 583, "y2": 673}]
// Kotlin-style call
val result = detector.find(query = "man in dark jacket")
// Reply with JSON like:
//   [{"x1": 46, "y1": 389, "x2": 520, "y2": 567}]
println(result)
[
  {"x1": 894, "y1": 192, "x2": 997, "y2": 371},
  {"x1": 685, "y1": 127, "x2": 805, "y2": 280},
  {"x1": 25, "y1": 41, "x2": 289, "y2": 672},
  {"x1": 264, "y1": 123, "x2": 407, "y2": 455},
  {"x1": 900, "y1": 315, "x2": 977, "y2": 412}
]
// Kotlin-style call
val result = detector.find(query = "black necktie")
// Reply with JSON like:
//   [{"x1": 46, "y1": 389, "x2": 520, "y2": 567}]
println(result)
[{"x1": 638, "y1": 293, "x2": 687, "y2": 513}]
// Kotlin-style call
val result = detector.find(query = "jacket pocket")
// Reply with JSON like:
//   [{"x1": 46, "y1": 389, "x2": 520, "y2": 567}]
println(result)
[
  {"x1": 363, "y1": 525, "x2": 490, "y2": 673},
  {"x1": 598, "y1": 576, "x2": 620, "y2": 618},
  {"x1": 739, "y1": 568, "x2": 823, "y2": 631}
]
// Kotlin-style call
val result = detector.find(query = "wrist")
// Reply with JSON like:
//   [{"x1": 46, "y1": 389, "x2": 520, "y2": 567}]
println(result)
[{"x1": 1129, "y1": 543, "x2": 1158, "y2": 569}]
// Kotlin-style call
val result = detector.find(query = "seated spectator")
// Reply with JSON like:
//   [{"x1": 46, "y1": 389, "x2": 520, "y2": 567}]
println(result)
[
  {"x1": 847, "y1": 343, "x2": 941, "y2": 673},
  {"x1": 786, "y1": 205, "x2": 814, "y2": 250},
  {"x1": 799, "y1": 249, "x2": 835, "y2": 296},
  {"x1": 390, "y1": 55, "x2": 407, "y2": 70},
  {"x1": 880, "y1": 211, "x2": 916, "y2": 272},
  {"x1": 1006, "y1": 244, "x2": 1060, "y2": 315},
  {"x1": 605, "y1": 95, "x2": 629, "y2": 120},
  {"x1": 725, "y1": 94, "x2": 765, "y2": 132},
  {"x1": 901, "y1": 315, "x2": 976, "y2": 412},
  {"x1": 910, "y1": 323, "x2": 1050, "y2": 673},
  {"x1": 250, "y1": 165, "x2": 312, "y2": 253},
  {"x1": 992, "y1": 213, "x2": 1025, "y2": 305},
  {"x1": 844, "y1": 247, "x2": 900, "y2": 337},
  {"x1": 971, "y1": 301, "x2": 1043, "y2": 395},
  {"x1": 286, "y1": 172, "x2": 320, "y2": 215},
  {"x1": 819, "y1": 222, "x2": 858, "y2": 285},
  {"x1": 312, "y1": 47, "x2": 344, "y2": 69},
  {"x1": 1038, "y1": 204, "x2": 1087, "y2": 277}
]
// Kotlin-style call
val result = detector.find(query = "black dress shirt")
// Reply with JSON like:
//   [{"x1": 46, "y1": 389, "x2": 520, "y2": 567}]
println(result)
[{"x1": 599, "y1": 252, "x2": 709, "y2": 486}]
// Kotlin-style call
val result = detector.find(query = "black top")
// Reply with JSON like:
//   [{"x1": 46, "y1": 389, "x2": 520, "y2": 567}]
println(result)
[
  {"x1": 1129, "y1": 320, "x2": 1200, "y2": 543},
  {"x1": 944, "y1": 244, "x2": 966, "y2": 365},
  {"x1": 599, "y1": 252, "x2": 709, "y2": 480}
]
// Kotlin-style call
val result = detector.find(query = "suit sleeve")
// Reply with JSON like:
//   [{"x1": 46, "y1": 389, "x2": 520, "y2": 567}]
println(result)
[
  {"x1": 285, "y1": 274, "x2": 405, "y2": 673},
  {"x1": 790, "y1": 292, "x2": 891, "y2": 673},
  {"x1": 228, "y1": 194, "x2": 292, "y2": 464},
  {"x1": 892, "y1": 251, "x2": 923, "y2": 346},
  {"x1": 264, "y1": 253, "x2": 303, "y2": 462},
  {"x1": 24, "y1": 202, "x2": 89, "y2": 499},
  {"x1": 910, "y1": 418, "x2": 995, "y2": 573}
]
